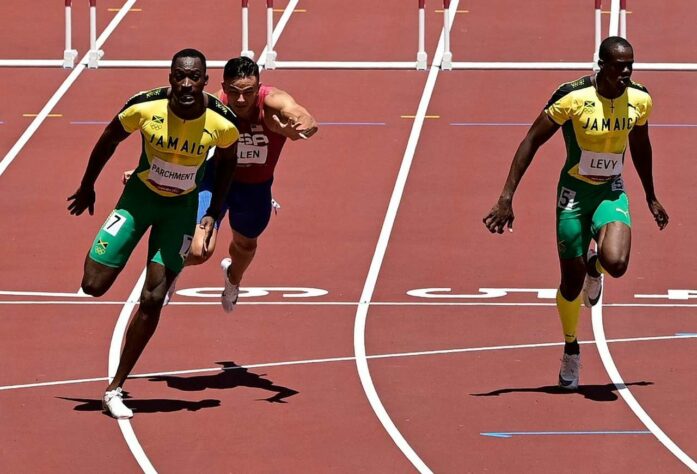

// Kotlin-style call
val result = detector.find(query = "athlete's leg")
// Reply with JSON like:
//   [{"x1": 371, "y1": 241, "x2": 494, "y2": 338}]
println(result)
[
  {"x1": 81, "y1": 185, "x2": 150, "y2": 296},
  {"x1": 106, "y1": 261, "x2": 177, "y2": 391},
  {"x1": 227, "y1": 231, "x2": 258, "y2": 285},
  {"x1": 224, "y1": 180, "x2": 272, "y2": 285},
  {"x1": 594, "y1": 222, "x2": 631, "y2": 278},
  {"x1": 81, "y1": 257, "x2": 122, "y2": 297}
]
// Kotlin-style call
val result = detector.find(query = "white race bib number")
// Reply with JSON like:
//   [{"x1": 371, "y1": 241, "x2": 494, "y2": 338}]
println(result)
[
  {"x1": 103, "y1": 211, "x2": 127, "y2": 236},
  {"x1": 147, "y1": 157, "x2": 197, "y2": 194},
  {"x1": 558, "y1": 187, "x2": 577, "y2": 210},
  {"x1": 579, "y1": 150, "x2": 623, "y2": 177},
  {"x1": 237, "y1": 143, "x2": 268, "y2": 165}
]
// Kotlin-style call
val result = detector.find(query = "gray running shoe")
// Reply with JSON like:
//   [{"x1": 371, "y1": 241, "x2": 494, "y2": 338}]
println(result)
[
  {"x1": 558, "y1": 353, "x2": 581, "y2": 390},
  {"x1": 220, "y1": 258, "x2": 239, "y2": 313}
]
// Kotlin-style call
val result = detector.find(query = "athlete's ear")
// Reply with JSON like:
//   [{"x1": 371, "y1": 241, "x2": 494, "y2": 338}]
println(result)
[
  {"x1": 204, "y1": 74, "x2": 209, "y2": 86},
  {"x1": 597, "y1": 59, "x2": 604, "y2": 69}
]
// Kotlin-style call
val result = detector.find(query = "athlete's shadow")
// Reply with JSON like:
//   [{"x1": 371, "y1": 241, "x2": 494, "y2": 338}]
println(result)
[
  {"x1": 148, "y1": 361, "x2": 299, "y2": 403},
  {"x1": 470, "y1": 381, "x2": 653, "y2": 402},
  {"x1": 58, "y1": 393, "x2": 220, "y2": 417}
]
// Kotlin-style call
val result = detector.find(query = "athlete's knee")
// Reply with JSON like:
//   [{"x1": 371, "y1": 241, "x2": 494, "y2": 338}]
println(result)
[
  {"x1": 232, "y1": 235, "x2": 258, "y2": 253},
  {"x1": 81, "y1": 278, "x2": 109, "y2": 297},
  {"x1": 139, "y1": 285, "x2": 167, "y2": 312},
  {"x1": 602, "y1": 255, "x2": 629, "y2": 278}
]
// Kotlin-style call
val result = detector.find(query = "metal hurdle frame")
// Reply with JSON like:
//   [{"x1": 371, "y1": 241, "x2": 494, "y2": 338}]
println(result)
[
  {"x1": 2, "y1": 0, "x2": 696, "y2": 71},
  {"x1": 62, "y1": 0, "x2": 78, "y2": 68},
  {"x1": 87, "y1": 0, "x2": 104, "y2": 68},
  {"x1": 241, "y1": 0, "x2": 254, "y2": 59}
]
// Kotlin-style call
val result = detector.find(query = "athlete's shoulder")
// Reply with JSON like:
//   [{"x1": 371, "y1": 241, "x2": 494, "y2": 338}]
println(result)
[
  {"x1": 546, "y1": 76, "x2": 593, "y2": 106},
  {"x1": 120, "y1": 87, "x2": 168, "y2": 112},
  {"x1": 628, "y1": 80, "x2": 650, "y2": 95},
  {"x1": 206, "y1": 92, "x2": 239, "y2": 126}
]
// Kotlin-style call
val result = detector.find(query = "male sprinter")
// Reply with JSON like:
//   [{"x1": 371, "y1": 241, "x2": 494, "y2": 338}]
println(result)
[
  {"x1": 166, "y1": 56, "x2": 318, "y2": 311},
  {"x1": 68, "y1": 49, "x2": 240, "y2": 418},
  {"x1": 483, "y1": 37, "x2": 668, "y2": 389}
]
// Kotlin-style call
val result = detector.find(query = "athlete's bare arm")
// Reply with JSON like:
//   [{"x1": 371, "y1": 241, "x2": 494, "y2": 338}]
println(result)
[
  {"x1": 263, "y1": 87, "x2": 318, "y2": 140},
  {"x1": 628, "y1": 123, "x2": 669, "y2": 230},
  {"x1": 68, "y1": 116, "x2": 130, "y2": 216},
  {"x1": 483, "y1": 111, "x2": 560, "y2": 234},
  {"x1": 199, "y1": 143, "x2": 238, "y2": 255}
]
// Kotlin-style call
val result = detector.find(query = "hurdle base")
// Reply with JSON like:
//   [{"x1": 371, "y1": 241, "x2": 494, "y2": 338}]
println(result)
[
  {"x1": 63, "y1": 49, "x2": 78, "y2": 69},
  {"x1": 264, "y1": 51, "x2": 278, "y2": 70},
  {"x1": 241, "y1": 50, "x2": 256, "y2": 60},
  {"x1": 416, "y1": 52, "x2": 428, "y2": 71},
  {"x1": 441, "y1": 52, "x2": 453, "y2": 71},
  {"x1": 88, "y1": 49, "x2": 104, "y2": 69},
  {"x1": 592, "y1": 52, "x2": 600, "y2": 72}
]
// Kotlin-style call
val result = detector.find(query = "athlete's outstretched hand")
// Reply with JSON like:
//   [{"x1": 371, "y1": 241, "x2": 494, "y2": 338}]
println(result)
[
  {"x1": 648, "y1": 198, "x2": 669, "y2": 230},
  {"x1": 67, "y1": 186, "x2": 96, "y2": 216},
  {"x1": 272, "y1": 114, "x2": 318, "y2": 140},
  {"x1": 199, "y1": 215, "x2": 216, "y2": 257},
  {"x1": 483, "y1": 199, "x2": 514, "y2": 234}
]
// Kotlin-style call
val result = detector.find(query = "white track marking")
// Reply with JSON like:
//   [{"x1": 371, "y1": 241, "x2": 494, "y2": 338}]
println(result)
[
  {"x1": 4, "y1": 333, "x2": 694, "y2": 392},
  {"x1": 592, "y1": 282, "x2": 697, "y2": 471},
  {"x1": 108, "y1": 269, "x2": 156, "y2": 473},
  {"x1": 6, "y1": 300, "x2": 697, "y2": 308},
  {"x1": 0, "y1": 0, "x2": 137, "y2": 177},
  {"x1": 352, "y1": 3, "x2": 459, "y2": 473},
  {"x1": 256, "y1": 0, "x2": 299, "y2": 68}
]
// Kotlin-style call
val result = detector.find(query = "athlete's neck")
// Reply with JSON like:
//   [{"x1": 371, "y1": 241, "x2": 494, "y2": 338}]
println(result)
[{"x1": 593, "y1": 73, "x2": 626, "y2": 100}]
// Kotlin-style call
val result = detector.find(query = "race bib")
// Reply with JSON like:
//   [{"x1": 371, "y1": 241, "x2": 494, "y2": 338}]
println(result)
[
  {"x1": 578, "y1": 150, "x2": 623, "y2": 177},
  {"x1": 237, "y1": 143, "x2": 268, "y2": 165},
  {"x1": 147, "y1": 157, "x2": 197, "y2": 194}
]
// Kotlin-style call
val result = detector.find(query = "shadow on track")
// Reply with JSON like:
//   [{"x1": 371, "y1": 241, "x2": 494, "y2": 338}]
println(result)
[
  {"x1": 58, "y1": 394, "x2": 220, "y2": 416},
  {"x1": 470, "y1": 381, "x2": 654, "y2": 402},
  {"x1": 148, "y1": 361, "x2": 299, "y2": 403}
]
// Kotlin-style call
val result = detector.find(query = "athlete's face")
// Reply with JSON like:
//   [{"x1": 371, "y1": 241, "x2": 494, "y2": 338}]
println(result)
[
  {"x1": 169, "y1": 57, "x2": 208, "y2": 110},
  {"x1": 222, "y1": 75, "x2": 260, "y2": 118},
  {"x1": 599, "y1": 46, "x2": 634, "y2": 91}
]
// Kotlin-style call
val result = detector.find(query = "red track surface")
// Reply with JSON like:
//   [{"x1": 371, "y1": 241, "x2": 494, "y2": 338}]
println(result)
[{"x1": 2, "y1": 1, "x2": 697, "y2": 473}]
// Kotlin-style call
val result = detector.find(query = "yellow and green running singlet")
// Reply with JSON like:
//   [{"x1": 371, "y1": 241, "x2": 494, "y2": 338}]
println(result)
[
  {"x1": 545, "y1": 75, "x2": 651, "y2": 185},
  {"x1": 118, "y1": 87, "x2": 240, "y2": 197}
]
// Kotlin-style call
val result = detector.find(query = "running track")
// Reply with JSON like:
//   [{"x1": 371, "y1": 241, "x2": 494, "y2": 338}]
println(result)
[{"x1": 2, "y1": 1, "x2": 697, "y2": 472}]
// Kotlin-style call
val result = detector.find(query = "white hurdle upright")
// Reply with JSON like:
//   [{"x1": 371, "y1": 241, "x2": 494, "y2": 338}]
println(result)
[
  {"x1": 594, "y1": 0, "x2": 602, "y2": 70},
  {"x1": 441, "y1": 0, "x2": 453, "y2": 70},
  {"x1": 63, "y1": 0, "x2": 78, "y2": 68},
  {"x1": 264, "y1": 0, "x2": 277, "y2": 68},
  {"x1": 620, "y1": 0, "x2": 627, "y2": 38},
  {"x1": 241, "y1": 0, "x2": 255, "y2": 59},
  {"x1": 416, "y1": 0, "x2": 427, "y2": 70},
  {"x1": 87, "y1": 0, "x2": 104, "y2": 68}
]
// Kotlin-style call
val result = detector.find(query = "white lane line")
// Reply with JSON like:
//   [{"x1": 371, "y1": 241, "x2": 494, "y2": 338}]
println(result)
[
  {"x1": 5, "y1": 300, "x2": 697, "y2": 308},
  {"x1": 108, "y1": 269, "x2": 156, "y2": 473},
  {"x1": 352, "y1": 3, "x2": 458, "y2": 473},
  {"x1": 256, "y1": 0, "x2": 299, "y2": 68},
  {"x1": 0, "y1": 0, "x2": 138, "y2": 177},
  {"x1": 5, "y1": 333, "x2": 694, "y2": 392},
  {"x1": 0, "y1": 333, "x2": 697, "y2": 391},
  {"x1": 592, "y1": 281, "x2": 697, "y2": 472}
]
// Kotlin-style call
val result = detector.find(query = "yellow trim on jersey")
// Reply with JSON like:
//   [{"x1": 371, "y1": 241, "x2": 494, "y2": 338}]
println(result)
[{"x1": 118, "y1": 91, "x2": 239, "y2": 197}]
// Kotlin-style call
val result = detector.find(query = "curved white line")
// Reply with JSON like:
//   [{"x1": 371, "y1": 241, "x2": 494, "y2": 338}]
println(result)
[
  {"x1": 353, "y1": 2, "x2": 459, "y2": 472},
  {"x1": 592, "y1": 278, "x2": 697, "y2": 472},
  {"x1": 108, "y1": 269, "x2": 156, "y2": 473}
]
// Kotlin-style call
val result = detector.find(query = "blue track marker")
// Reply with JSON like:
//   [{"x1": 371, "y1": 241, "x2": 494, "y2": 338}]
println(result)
[{"x1": 481, "y1": 430, "x2": 651, "y2": 438}]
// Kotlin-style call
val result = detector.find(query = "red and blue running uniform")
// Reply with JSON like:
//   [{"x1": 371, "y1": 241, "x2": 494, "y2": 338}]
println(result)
[{"x1": 198, "y1": 85, "x2": 287, "y2": 238}]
